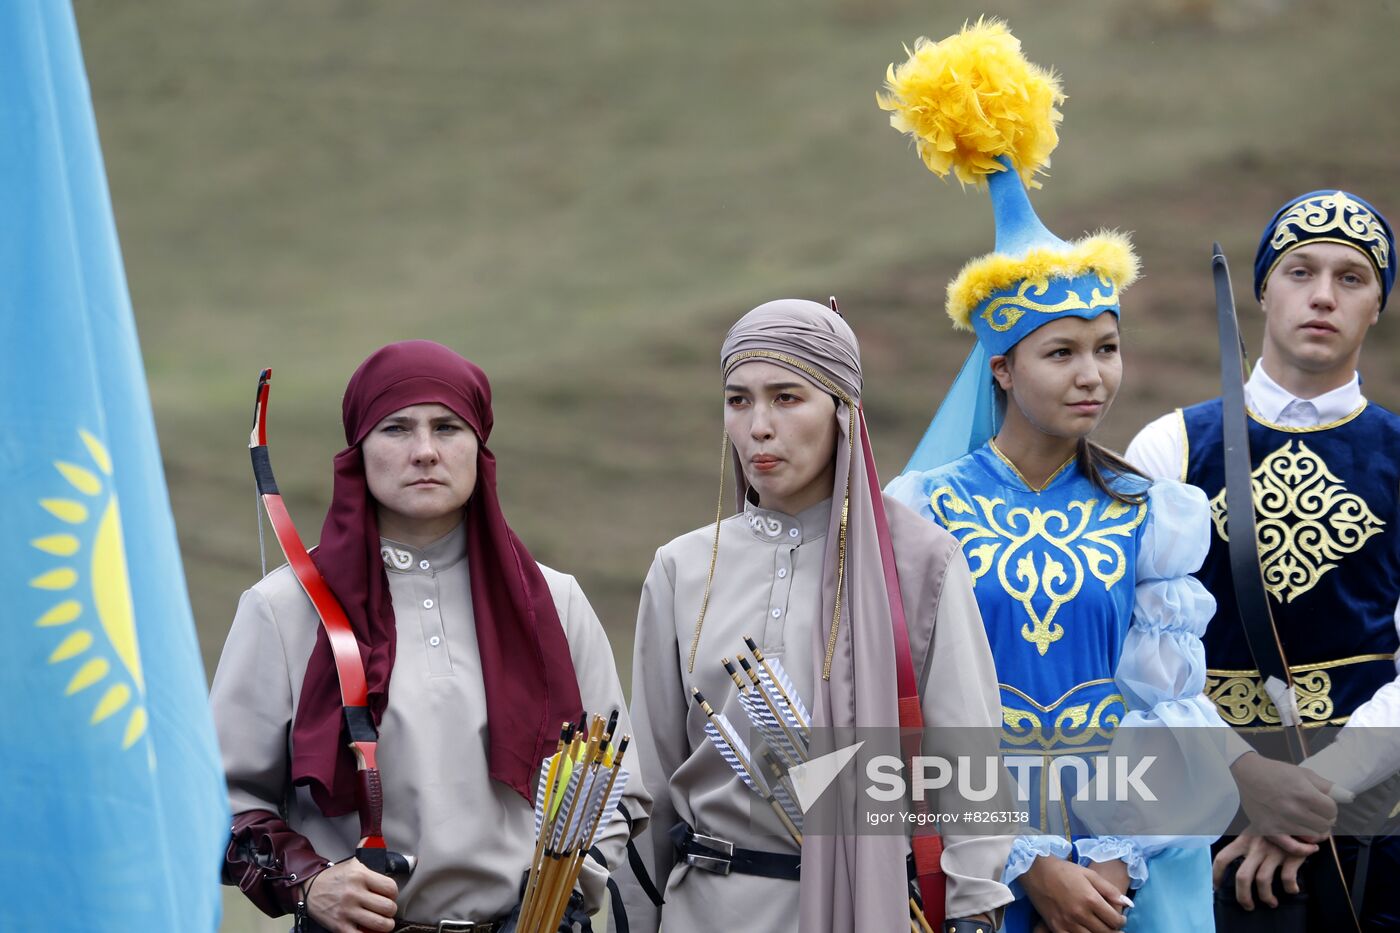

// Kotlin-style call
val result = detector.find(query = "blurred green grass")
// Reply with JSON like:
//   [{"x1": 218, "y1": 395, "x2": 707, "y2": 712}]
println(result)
[{"x1": 71, "y1": 2, "x2": 1400, "y2": 929}]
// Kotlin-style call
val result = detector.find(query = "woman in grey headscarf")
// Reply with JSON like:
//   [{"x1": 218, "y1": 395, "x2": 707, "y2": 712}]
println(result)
[{"x1": 619, "y1": 299, "x2": 1014, "y2": 933}]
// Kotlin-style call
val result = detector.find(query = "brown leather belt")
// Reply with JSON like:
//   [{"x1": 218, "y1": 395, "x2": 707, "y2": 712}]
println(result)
[{"x1": 393, "y1": 921, "x2": 504, "y2": 933}]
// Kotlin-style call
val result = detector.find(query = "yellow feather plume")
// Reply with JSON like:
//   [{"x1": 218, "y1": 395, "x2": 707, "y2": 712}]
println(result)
[
  {"x1": 878, "y1": 18, "x2": 1064, "y2": 188},
  {"x1": 945, "y1": 231, "x2": 1141, "y2": 329}
]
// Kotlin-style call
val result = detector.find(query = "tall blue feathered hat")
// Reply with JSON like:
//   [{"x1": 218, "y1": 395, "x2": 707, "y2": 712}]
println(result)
[
  {"x1": 1254, "y1": 189, "x2": 1394, "y2": 311},
  {"x1": 878, "y1": 19, "x2": 1139, "y2": 471}
]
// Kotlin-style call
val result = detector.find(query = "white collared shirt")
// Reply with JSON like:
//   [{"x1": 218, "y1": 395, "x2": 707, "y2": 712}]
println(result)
[
  {"x1": 1126, "y1": 363, "x2": 1400, "y2": 794},
  {"x1": 1126, "y1": 362, "x2": 1365, "y2": 478}
]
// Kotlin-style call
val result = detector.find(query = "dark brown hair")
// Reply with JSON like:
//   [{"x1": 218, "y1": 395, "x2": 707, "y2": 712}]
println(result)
[{"x1": 1075, "y1": 438, "x2": 1149, "y2": 506}]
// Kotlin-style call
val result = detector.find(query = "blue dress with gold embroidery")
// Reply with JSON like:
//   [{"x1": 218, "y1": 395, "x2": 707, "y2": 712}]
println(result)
[{"x1": 888, "y1": 441, "x2": 1233, "y2": 933}]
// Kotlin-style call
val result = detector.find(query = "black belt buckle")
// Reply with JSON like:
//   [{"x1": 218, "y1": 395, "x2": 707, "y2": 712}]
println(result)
[
  {"x1": 685, "y1": 831, "x2": 734, "y2": 876},
  {"x1": 437, "y1": 922, "x2": 483, "y2": 933}
]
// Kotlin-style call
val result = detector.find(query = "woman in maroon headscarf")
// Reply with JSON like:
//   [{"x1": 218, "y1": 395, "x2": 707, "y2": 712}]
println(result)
[{"x1": 212, "y1": 341, "x2": 649, "y2": 933}]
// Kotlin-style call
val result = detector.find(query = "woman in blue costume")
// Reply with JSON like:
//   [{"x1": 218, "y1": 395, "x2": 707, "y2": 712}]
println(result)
[{"x1": 877, "y1": 20, "x2": 1237, "y2": 933}]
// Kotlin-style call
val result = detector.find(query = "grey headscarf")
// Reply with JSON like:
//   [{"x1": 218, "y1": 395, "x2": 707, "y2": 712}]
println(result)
[{"x1": 709, "y1": 299, "x2": 930, "y2": 933}]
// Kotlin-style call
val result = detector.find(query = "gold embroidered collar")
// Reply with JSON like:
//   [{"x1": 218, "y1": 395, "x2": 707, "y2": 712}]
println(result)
[
  {"x1": 1267, "y1": 191, "x2": 1390, "y2": 279},
  {"x1": 987, "y1": 439, "x2": 1075, "y2": 494}
]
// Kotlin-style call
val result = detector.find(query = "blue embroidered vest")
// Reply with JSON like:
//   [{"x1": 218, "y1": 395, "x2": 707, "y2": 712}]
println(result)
[
  {"x1": 921, "y1": 443, "x2": 1150, "y2": 834},
  {"x1": 1181, "y1": 398, "x2": 1400, "y2": 728}
]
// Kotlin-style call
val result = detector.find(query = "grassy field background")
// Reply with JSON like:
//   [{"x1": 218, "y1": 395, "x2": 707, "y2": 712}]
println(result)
[{"x1": 71, "y1": 1, "x2": 1400, "y2": 929}]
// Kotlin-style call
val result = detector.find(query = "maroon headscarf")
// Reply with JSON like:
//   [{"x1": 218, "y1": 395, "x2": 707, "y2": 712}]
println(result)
[{"x1": 291, "y1": 340, "x2": 583, "y2": 815}]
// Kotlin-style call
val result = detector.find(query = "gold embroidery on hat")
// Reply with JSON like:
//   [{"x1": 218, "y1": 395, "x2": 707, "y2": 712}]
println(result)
[
  {"x1": 1270, "y1": 191, "x2": 1390, "y2": 272},
  {"x1": 1210, "y1": 440, "x2": 1385, "y2": 603},
  {"x1": 929, "y1": 488, "x2": 1147, "y2": 655},
  {"x1": 980, "y1": 275, "x2": 1120, "y2": 333}
]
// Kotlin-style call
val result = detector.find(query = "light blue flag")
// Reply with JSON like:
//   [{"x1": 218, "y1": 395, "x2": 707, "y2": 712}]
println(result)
[{"x1": 0, "y1": 2, "x2": 228, "y2": 929}]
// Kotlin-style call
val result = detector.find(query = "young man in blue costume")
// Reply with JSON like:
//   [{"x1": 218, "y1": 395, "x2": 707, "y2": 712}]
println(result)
[
  {"x1": 879, "y1": 20, "x2": 1238, "y2": 933},
  {"x1": 1128, "y1": 191, "x2": 1400, "y2": 930}
]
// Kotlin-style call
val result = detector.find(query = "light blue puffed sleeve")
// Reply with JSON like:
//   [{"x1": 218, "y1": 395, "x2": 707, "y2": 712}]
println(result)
[
  {"x1": 1002, "y1": 835, "x2": 1073, "y2": 895},
  {"x1": 885, "y1": 470, "x2": 934, "y2": 520},
  {"x1": 1117, "y1": 481, "x2": 1222, "y2": 729},
  {"x1": 1075, "y1": 481, "x2": 1238, "y2": 884}
]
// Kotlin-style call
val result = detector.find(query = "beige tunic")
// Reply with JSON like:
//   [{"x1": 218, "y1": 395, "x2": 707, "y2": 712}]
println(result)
[
  {"x1": 210, "y1": 523, "x2": 649, "y2": 924},
  {"x1": 622, "y1": 498, "x2": 1013, "y2": 933}
]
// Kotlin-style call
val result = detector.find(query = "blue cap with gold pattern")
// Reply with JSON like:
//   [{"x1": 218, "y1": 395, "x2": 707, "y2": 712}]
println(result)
[
  {"x1": 1254, "y1": 190, "x2": 1394, "y2": 310},
  {"x1": 878, "y1": 17, "x2": 1139, "y2": 357}
]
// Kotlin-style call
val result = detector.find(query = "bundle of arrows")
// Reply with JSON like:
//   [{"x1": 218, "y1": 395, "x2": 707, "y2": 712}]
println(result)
[
  {"x1": 517, "y1": 711, "x2": 631, "y2": 933},
  {"x1": 694, "y1": 636, "x2": 935, "y2": 933}
]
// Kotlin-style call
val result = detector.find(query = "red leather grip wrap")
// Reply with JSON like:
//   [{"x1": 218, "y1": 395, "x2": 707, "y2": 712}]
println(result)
[{"x1": 356, "y1": 767, "x2": 384, "y2": 841}]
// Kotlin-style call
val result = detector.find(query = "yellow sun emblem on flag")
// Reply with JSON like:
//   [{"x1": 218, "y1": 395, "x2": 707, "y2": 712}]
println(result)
[{"x1": 30, "y1": 429, "x2": 146, "y2": 750}]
